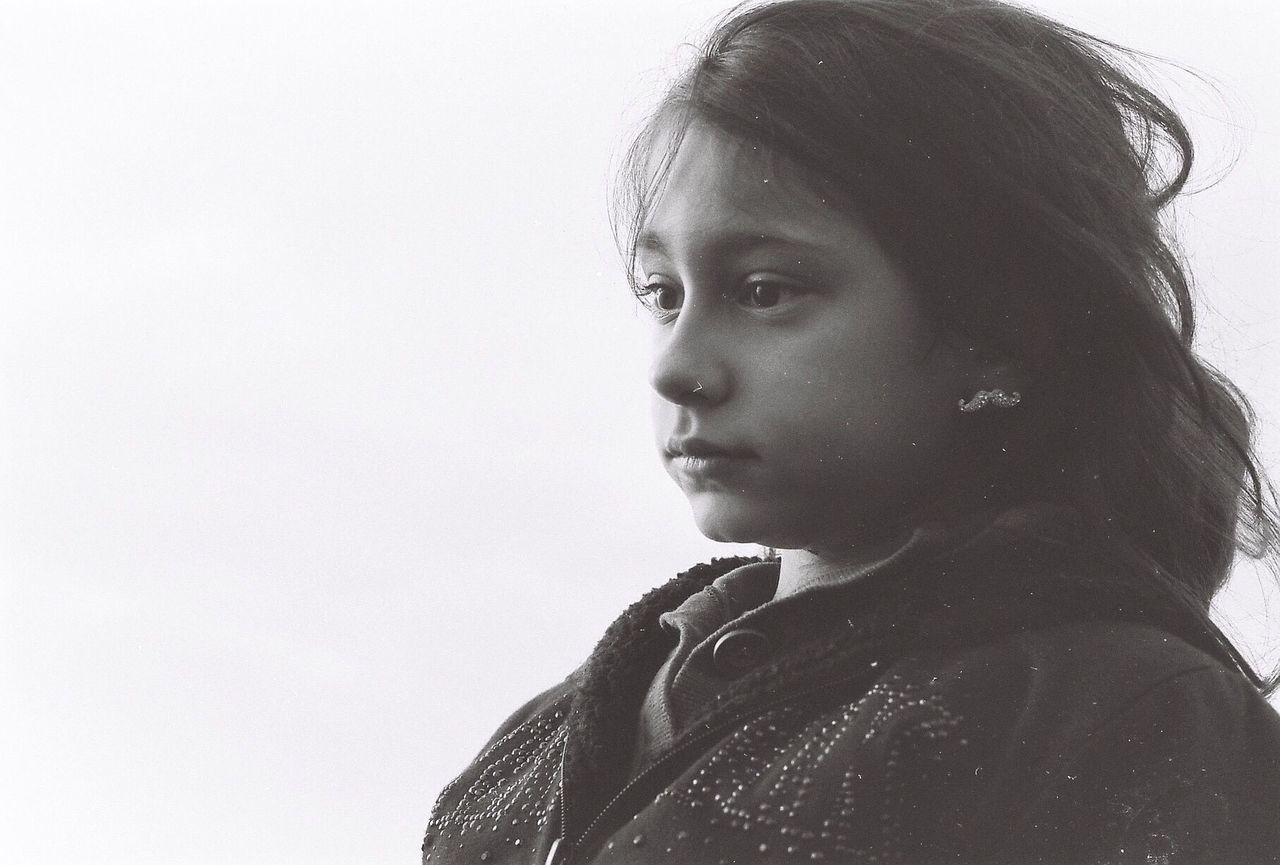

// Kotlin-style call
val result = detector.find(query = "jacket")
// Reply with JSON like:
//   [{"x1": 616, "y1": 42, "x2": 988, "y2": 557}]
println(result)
[{"x1": 421, "y1": 509, "x2": 1280, "y2": 864}]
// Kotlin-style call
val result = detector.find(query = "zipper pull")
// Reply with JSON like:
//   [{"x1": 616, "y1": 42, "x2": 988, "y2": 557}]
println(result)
[{"x1": 544, "y1": 837, "x2": 572, "y2": 865}]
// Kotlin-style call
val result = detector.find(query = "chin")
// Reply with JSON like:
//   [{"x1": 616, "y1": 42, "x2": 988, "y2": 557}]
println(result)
[
  {"x1": 685, "y1": 488, "x2": 895, "y2": 552},
  {"x1": 687, "y1": 494, "x2": 786, "y2": 547}
]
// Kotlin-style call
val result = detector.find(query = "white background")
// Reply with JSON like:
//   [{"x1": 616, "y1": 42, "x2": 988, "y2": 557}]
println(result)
[{"x1": 2, "y1": 1, "x2": 1277, "y2": 863}]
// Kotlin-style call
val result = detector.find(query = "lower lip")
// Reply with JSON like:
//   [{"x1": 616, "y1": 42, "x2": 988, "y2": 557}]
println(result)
[{"x1": 671, "y1": 454, "x2": 753, "y2": 477}]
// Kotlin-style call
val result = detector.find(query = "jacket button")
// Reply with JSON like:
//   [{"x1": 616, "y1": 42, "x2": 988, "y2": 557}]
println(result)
[{"x1": 712, "y1": 628, "x2": 770, "y2": 677}]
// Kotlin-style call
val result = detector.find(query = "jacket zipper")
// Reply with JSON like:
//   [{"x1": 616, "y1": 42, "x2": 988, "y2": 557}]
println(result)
[
  {"x1": 543, "y1": 666, "x2": 880, "y2": 865},
  {"x1": 545, "y1": 753, "x2": 570, "y2": 865}
]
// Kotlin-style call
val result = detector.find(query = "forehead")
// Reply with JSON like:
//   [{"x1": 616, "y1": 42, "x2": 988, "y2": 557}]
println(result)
[{"x1": 639, "y1": 120, "x2": 859, "y2": 254}]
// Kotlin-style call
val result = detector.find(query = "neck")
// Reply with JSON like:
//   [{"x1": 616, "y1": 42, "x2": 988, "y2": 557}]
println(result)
[{"x1": 776, "y1": 526, "x2": 915, "y2": 600}]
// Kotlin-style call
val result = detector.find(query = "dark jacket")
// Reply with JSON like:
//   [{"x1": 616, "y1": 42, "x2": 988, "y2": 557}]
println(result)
[{"x1": 422, "y1": 511, "x2": 1280, "y2": 864}]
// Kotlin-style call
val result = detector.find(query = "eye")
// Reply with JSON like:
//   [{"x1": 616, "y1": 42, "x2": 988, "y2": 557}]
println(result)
[
  {"x1": 635, "y1": 281, "x2": 683, "y2": 318},
  {"x1": 652, "y1": 284, "x2": 683, "y2": 311},
  {"x1": 738, "y1": 280, "x2": 792, "y2": 309}
]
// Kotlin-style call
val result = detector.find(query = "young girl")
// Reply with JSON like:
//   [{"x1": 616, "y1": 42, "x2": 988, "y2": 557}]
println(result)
[{"x1": 423, "y1": 1, "x2": 1280, "y2": 862}]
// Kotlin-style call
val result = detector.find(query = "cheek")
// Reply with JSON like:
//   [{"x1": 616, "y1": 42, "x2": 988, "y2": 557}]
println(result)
[{"x1": 763, "y1": 343, "x2": 961, "y2": 482}]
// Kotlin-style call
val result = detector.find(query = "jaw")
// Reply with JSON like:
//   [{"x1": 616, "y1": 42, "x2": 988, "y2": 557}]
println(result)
[{"x1": 679, "y1": 474, "x2": 926, "y2": 553}]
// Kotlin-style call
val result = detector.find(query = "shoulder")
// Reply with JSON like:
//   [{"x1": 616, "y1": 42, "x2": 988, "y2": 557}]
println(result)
[
  {"x1": 871, "y1": 620, "x2": 1280, "y2": 862},
  {"x1": 915, "y1": 618, "x2": 1246, "y2": 715},
  {"x1": 903, "y1": 618, "x2": 1280, "y2": 747},
  {"x1": 460, "y1": 678, "x2": 574, "y2": 766}
]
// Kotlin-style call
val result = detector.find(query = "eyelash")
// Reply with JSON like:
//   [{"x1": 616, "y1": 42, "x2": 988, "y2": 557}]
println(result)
[{"x1": 634, "y1": 279, "x2": 798, "y2": 320}]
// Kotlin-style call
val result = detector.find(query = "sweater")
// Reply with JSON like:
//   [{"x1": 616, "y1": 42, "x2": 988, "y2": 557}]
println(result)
[{"x1": 421, "y1": 506, "x2": 1280, "y2": 864}]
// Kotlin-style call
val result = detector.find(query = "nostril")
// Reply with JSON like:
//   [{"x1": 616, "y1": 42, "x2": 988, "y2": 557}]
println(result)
[
  {"x1": 647, "y1": 319, "x2": 727, "y2": 405},
  {"x1": 649, "y1": 360, "x2": 713, "y2": 406}
]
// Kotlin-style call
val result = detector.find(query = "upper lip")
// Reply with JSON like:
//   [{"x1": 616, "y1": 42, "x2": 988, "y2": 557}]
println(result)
[{"x1": 666, "y1": 437, "x2": 755, "y2": 459}]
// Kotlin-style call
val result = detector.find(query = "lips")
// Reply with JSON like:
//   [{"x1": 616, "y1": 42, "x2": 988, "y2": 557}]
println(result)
[
  {"x1": 665, "y1": 437, "x2": 755, "y2": 459},
  {"x1": 665, "y1": 437, "x2": 757, "y2": 483}
]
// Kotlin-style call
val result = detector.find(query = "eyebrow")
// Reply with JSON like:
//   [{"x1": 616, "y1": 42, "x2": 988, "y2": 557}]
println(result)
[{"x1": 635, "y1": 228, "x2": 832, "y2": 260}]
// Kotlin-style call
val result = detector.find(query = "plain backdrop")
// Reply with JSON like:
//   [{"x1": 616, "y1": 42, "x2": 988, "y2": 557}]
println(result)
[{"x1": 2, "y1": 1, "x2": 1277, "y2": 863}]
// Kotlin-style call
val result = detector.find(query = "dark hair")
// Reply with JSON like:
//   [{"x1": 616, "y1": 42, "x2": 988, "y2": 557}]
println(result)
[{"x1": 612, "y1": 0, "x2": 1279, "y2": 691}]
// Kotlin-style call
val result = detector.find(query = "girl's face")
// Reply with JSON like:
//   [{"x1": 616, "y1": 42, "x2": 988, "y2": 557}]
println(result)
[{"x1": 640, "y1": 121, "x2": 981, "y2": 556}]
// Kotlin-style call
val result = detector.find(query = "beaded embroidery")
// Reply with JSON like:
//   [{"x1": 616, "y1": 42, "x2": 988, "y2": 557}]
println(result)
[
  {"x1": 426, "y1": 676, "x2": 965, "y2": 863},
  {"x1": 424, "y1": 708, "x2": 567, "y2": 862},
  {"x1": 656, "y1": 675, "x2": 964, "y2": 863}
]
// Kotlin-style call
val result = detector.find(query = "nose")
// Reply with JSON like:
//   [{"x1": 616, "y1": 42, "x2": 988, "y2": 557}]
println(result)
[{"x1": 648, "y1": 305, "x2": 730, "y2": 406}]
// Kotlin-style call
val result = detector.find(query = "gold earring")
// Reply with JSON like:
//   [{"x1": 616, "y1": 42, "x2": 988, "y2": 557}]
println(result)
[{"x1": 958, "y1": 389, "x2": 1022, "y2": 413}]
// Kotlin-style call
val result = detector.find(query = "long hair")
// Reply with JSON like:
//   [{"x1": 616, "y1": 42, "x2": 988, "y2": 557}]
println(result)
[{"x1": 612, "y1": 0, "x2": 1279, "y2": 691}]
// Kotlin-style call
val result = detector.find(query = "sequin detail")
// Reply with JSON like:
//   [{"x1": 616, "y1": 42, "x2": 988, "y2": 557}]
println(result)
[
  {"x1": 656, "y1": 675, "x2": 964, "y2": 862},
  {"x1": 425, "y1": 678, "x2": 966, "y2": 863},
  {"x1": 424, "y1": 707, "x2": 567, "y2": 862}
]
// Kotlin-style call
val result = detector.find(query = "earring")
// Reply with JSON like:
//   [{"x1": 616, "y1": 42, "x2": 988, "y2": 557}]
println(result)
[{"x1": 958, "y1": 389, "x2": 1021, "y2": 413}]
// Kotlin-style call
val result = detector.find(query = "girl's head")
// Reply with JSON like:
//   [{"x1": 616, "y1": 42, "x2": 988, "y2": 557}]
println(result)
[
  {"x1": 637, "y1": 118, "x2": 1011, "y2": 561},
  {"x1": 615, "y1": 0, "x2": 1277, "y2": 614}
]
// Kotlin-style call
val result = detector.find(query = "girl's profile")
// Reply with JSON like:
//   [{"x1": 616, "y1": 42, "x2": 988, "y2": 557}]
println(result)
[{"x1": 422, "y1": 0, "x2": 1280, "y2": 862}]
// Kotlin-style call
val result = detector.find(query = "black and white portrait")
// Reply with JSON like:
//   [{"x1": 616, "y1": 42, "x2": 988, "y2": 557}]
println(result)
[{"x1": 3, "y1": 2, "x2": 1278, "y2": 863}]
